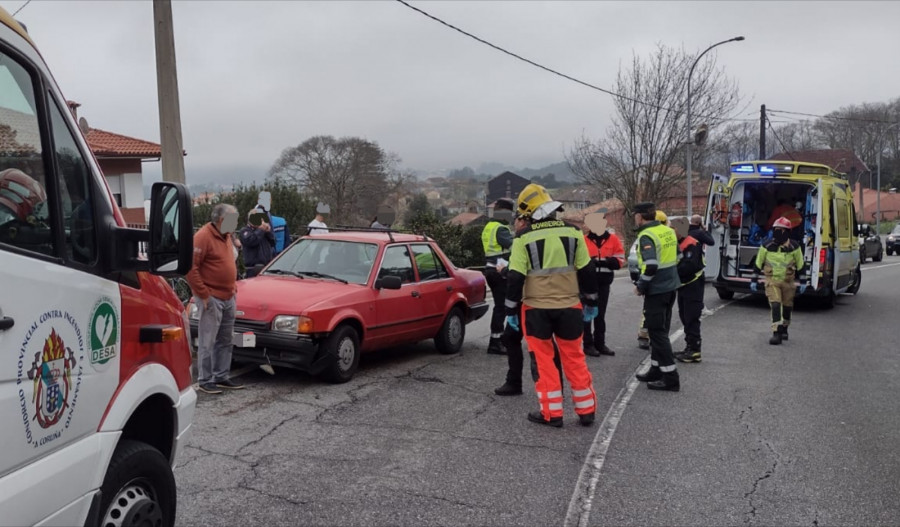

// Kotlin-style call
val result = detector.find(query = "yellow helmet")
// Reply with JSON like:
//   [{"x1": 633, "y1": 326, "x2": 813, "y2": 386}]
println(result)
[
  {"x1": 656, "y1": 210, "x2": 668, "y2": 224},
  {"x1": 517, "y1": 183, "x2": 562, "y2": 220}
]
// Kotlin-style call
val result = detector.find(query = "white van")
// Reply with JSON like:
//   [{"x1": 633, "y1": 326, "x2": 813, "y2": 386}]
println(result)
[
  {"x1": 705, "y1": 160, "x2": 861, "y2": 308},
  {"x1": 1, "y1": 9, "x2": 195, "y2": 526}
]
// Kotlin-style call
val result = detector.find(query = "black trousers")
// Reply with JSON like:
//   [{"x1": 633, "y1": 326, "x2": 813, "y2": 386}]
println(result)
[
  {"x1": 677, "y1": 278, "x2": 704, "y2": 348},
  {"x1": 485, "y1": 267, "x2": 507, "y2": 336},
  {"x1": 644, "y1": 290, "x2": 677, "y2": 368},
  {"x1": 583, "y1": 275, "x2": 612, "y2": 347},
  {"x1": 501, "y1": 320, "x2": 563, "y2": 388}
]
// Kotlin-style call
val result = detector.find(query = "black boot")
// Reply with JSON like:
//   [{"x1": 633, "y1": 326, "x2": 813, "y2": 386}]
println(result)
[
  {"x1": 527, "y1": 410, "x2": 563, "y2": 428},
  {"x1": 675, "y1": 343, "x2": 701, "y2": 363},
  {"x1": 583, "y1": 343, "x2": 601, "y2": 357},
  {"x1": 494, "y1": 382, "x2": 522, "y2": 396},
  {"x1": 596, "y1": 342, "x2": 616, "y2": 356},
  {"x1": 487, "y1": 337, "x2": 506, "y2": 355},
  {"x1": 578, "y1": 413, "x2": 595, "y2": 426},
  {"x1": 778, "y1": 325, "x2": 789, "y2": 341},
  {"x1": 647, "y1": 371, "x2": 680, "y2": 392},
  {"x1": 769, "y1": 331, "x2": 782, "y2": 345},
  {"x1": 635, "y1": 366, "x2": 662, "y2": 382}
]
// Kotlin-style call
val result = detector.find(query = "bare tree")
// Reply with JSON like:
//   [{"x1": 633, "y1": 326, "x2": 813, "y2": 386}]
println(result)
[
  {"x1": 567, "y1": 44, "x2": 742, "y2": 233},
  {"x1": 268, "y1": 135, "x2": 409, "y2": 225}
]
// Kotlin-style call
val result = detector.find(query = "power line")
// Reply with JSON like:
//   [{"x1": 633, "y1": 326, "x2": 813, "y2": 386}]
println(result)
[
  {"x1": 768, "y1": 108, "x2": 896, "y2": 125},
  {"x1": 766, "y1": 114, "x2": 795, "y2": 160},
  {"x1": 395, "y1": 0, "x2": 756, "y2": 124},
  {"x1": 11, "y1": 0, "x2": 31, "y2": 16}
]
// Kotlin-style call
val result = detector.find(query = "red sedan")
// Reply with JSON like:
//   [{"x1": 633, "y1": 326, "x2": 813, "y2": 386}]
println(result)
[{"x1": 191, "y1": 231, "x2": 488, "y2": 382}]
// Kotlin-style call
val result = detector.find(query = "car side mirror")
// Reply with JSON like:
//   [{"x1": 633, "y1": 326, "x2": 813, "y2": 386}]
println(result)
[
  {"x1": 375, "y1": 275, "x2": 402, "y2": 290},
  {"x1": 149, "y1": 182, "x2": 194, "y2": 276}
]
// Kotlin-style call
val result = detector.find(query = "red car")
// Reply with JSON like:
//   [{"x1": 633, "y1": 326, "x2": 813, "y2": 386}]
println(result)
[{"x1": 190, "y1": 230, "x2": 488, "y2": 382}]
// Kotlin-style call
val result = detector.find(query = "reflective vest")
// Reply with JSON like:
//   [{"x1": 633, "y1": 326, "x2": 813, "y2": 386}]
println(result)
[
  {"x1": 481, "y1": 221, "x2": 510, "y2": 258},
  {"x1": 636, "y1": 222, "x2": 680, "y2": 294},
  {"x1": 508, "y1": 219, "x2": 591, "y2": 309}
]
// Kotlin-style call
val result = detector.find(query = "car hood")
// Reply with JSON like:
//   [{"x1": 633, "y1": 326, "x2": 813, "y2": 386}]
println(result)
[{"x1": 235, "y1": 275, "x2": 360, "y2": 320}]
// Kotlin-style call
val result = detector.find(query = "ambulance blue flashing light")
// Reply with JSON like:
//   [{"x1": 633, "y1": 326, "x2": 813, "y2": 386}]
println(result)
[
  {"x1": 732, "y1": 164, "x2": 754, "y2": 173},
  {"x1": 759, "y1": 165, "x2": 775, "y2": 175}
]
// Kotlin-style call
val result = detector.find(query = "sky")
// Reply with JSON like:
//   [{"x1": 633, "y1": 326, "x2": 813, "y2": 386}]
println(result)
[{"x1": 4, "y1": 0, "x2": 899, "y2": 186}]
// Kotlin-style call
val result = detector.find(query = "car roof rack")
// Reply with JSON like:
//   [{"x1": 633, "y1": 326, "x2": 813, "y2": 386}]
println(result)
[{"x1": 329, "y1": 225, "x2": 433, "y2": 244}]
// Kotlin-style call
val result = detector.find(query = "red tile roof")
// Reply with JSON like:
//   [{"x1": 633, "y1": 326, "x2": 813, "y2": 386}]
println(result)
[
  {"x1": 769, "y1": 149, "x2": 869, "y2": 175},
  {"x1": 448, "y1": 212, "x2": 486, "y2": 226},
  {"x1": 85, "y1": 128, "x2": 164, "y2": 158}
]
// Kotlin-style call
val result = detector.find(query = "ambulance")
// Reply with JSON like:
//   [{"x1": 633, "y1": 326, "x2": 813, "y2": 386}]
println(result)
[
  {"x1": 705, "y1": 159, "x2": 862, "y2": 308},
  {"x1": 0, "y1": 8, "x2": 195, "y2": 526}
]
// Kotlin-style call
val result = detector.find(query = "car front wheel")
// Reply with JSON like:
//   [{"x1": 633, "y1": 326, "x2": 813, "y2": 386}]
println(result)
[
  {"x1": 99, "y1": 440, "x2": 176, "y2": 527},
  {"x1": 435, "y1": 307, "x2": 465, "y2": 355},
  {"x1": 321, "y1": 325, "x2": 360, "y2": 383}
]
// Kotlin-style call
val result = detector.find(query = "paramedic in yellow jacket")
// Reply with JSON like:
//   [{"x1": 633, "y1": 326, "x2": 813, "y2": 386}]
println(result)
[
  {"x1": 505, "y1": 184, "x2": 599, "y2": 428},
  {"x1": 751, "y1": 216, "x2": 806, "y2": 345}
]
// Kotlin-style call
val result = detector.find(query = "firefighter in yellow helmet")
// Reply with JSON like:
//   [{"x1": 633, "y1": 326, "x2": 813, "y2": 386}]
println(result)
[
  {"x1": 505, "y1": 183, "x2": 599, "y2": 427},
  {"x1": 632, "y1": 202, "x2": 681, "y2": 391},
  {"x1": 481, "y1": 198, "x2": 515, "y2": 354}
]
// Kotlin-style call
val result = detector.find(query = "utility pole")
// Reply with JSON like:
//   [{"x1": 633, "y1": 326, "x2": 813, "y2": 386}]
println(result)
[
  {"x1": 759, "y1": 104, "x2": 766, "y2": 159},
  {"x1": 153, "y1": 0, "x2": 186, "y2": 184}
]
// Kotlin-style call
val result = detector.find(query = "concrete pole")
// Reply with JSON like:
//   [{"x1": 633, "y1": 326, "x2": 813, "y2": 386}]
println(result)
[
  {"x1": 685, "y1": 36, "x2": 744, "y2": 216},
  {"x1": 153, "y1": 0, "x2": 186, "y2": 184}
]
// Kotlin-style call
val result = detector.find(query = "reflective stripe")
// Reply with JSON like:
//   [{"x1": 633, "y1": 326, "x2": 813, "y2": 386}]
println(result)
[
  {"x1": 572, "y1": 388, "x2": 592, "y2": 398},
  {"x1": 650, "y1": 360, "x2": 659, "y2": 366},
  {"x1": 644, "y1": 259, "x2": 659, "y2": 266},
  {"x1": 547, "y1": 390, "x2": 563, "y2": 399},
  {"x1": 505, "y1": 299, "x2": 519, "y2": 309},
  {"x1": 659, "y1": 364, "x2": 677, "y2": 372},
  {"x1": 491, "y1": 333, "x2": 502, "y2": 338},
  {"x1": 657, "y1": 261, "x2": 677, "y2": 269},
  {"x1": 575, "y1": 399, "x2": 595, "y2": 409},
  {"x1": 536, "y1": 392, "x2": 544, "y2": 399},
  {"x1": 548, "y1": 402, "x2": 564, "y2": 411},
  {"x1": 567, "y1": 237, "x2": 576, "y2": 265},
  {"x1": 598, "y1": 267, "x2": 613, "y2": 273},
  {"x1": 639, "y1": 274, "x2": 653, "y2": 281},
  {"x1": 527, "y1": 265, "x2": 576, "y2": 276},
  {"x1": 583, "y1": 293, "x2": 598, "y2": 300},
  {"x1": 528, "y1": 242, "x2": 542, "y2": 270}
]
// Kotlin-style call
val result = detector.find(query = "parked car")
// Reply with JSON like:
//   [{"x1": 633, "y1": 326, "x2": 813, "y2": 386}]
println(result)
[
  {"x1": 886, "y1": 224, "x2": 900, "y2": 256},
  {"x1": 858, "y1": 223, "x2": 883, "y2": 262},
  {"x1": 190, "y1": 230, "x2": 489, "y2": 382}
]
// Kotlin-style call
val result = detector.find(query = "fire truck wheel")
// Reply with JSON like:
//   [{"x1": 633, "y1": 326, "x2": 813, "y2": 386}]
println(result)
[{"x1": 99, "y1": 439, "x2": 176, "y2": 527}]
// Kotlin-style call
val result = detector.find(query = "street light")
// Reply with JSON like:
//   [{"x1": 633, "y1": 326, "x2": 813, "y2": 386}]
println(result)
[
  {"x1": 876, "y1": 121, "x2": 900, "y2": 236},
  {"x1": 685, "y1": 36, "x2": 744, "y2": 216}
]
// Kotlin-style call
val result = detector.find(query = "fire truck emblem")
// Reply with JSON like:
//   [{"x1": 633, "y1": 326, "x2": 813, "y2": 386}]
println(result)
[{"x1": 27, "y1": 328, "x2": 77, "y2": 428}]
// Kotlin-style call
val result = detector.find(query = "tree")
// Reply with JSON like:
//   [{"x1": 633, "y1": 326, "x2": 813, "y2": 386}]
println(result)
[
  {"x1": 267, "y1": 135, "x2": 408, "y2": 226},
  {"x1": 192, "y1": 181, "x2": 315, "y2": 239},
  {"x1": 567, "y1": 44, "x2": 742, "y2": 234},
  {"x1": 403, "y1": 193, "x2": 433, "y2": 225}
]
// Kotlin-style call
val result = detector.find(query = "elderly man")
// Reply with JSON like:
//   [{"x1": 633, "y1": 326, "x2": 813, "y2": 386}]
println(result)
[{"x1": 186, "y1": 203, "x2": 245, "y2": 394}]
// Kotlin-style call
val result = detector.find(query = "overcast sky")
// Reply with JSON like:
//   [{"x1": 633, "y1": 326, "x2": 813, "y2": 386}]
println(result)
[{"x1": 5, "y1": 1, "x2": 899, "y2": 185}]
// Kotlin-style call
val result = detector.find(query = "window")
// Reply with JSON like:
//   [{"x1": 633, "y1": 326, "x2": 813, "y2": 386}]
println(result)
[
  {"x1": 49, "y1": 99, "x2": 95, "y2": 265},
  {"x1": 835, "y1": 199, "x2": 850, "y2": 239},
  {"x1": 378, "y1": 245, "x2": 414, "y2": 283},
  {"x1": 0, "y1": 50, "x2": 52, "y2": 256},
  {"x1": 411, "y1": 243, "x2": 448, "y2": 281}
]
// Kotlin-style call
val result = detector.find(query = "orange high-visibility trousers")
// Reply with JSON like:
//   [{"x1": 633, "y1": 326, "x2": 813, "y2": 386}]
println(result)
[{"x1": 522, "y1": 304, "x2": 596, "y2": 421}]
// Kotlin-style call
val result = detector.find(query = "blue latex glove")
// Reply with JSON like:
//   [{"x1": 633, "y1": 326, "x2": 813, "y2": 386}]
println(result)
[
  {"x1": 506, "y1": 315, "x2": 520, "y2": 332},
  {"x1": 749, "y1": 281, "x2": 758, "y2": 292},
  {"x1": 798, "y1": 283, "x2": 808, "y2": 294},
  {"x1": 583, "y1": 305, "x2": 599, "y2": 322}
]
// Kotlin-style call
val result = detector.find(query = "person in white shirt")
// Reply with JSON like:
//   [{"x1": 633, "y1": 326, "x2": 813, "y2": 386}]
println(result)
[{"x1": 307, "y1": 203, "x2": 330, "y2": 235}]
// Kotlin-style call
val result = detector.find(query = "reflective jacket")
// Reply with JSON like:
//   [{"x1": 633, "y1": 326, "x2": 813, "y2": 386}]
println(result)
[
  {"x1": 635, "y1": 221, "x2": 680, "y2": 295},
  {"x1": 481, "y1": 221, "x2": 513, "y2": 264},
  {"x1": 754, "y1": 239, "x2": 804, "y2": 282},
  {"x1": 505, "y1": 218, "x2": 598, "y2": 312},
  {"x1": 586, "y1": 230, "x2": 625, "y2": 285}
]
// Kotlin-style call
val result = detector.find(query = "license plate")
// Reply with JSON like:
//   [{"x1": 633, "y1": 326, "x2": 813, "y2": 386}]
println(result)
[{"x1": 232, "y1": 332, "x2": 256, "y2": 348}]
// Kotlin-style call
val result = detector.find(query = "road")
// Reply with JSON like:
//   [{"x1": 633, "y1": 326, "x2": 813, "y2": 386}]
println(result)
[{"x1": 175, "y1": 259, "x2": 900, "y2": 526}]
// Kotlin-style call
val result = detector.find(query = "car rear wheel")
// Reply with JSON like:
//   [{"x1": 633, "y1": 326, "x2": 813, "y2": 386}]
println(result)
[
  {"x1": 99, "y1": 440, "x2": 176, "y2": 527},
  {"x1": 435, "y1": 307, "x2": 465, "y2": 355},
  {"x1": 321, "y1": 325, "x2": 360, "y2": 383},
  {"x1": 716, "y1": 287, "x2": 734, "y2": 300},
  {"x1": 887, "y1": 248, "x2": 894, "y2": 256},
  {"x1": 859, "y1": 246, "x2": 867, "y2": 262},
  {"x1": 847, "y1": 264, "x2": 861, "y2": 295},
  {"x1": 874, "y1": 248, "x2": 884, "y2": 262}
]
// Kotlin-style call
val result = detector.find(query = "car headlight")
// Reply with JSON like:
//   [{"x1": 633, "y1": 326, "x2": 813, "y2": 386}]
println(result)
[
  {"x1": 272, "y1": 315, "x2": 314, "y2": 334},
  {"x1": 888, "y1": 236, "x2": 895, "y2": 242},
  {"x1": 188, "y1": 301, "x2": 199, "y2": 321}
]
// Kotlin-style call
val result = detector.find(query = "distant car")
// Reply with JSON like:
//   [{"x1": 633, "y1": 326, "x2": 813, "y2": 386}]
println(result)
[
  {"x1": 886, "y1": 224, "x2": 900, "y2": 256},
  {"x1": 190, "y1": 230, "x2": 489, "y2": 383},
  {"x1": 858, "y1": 223, "x2": 883, "y2": 262}
]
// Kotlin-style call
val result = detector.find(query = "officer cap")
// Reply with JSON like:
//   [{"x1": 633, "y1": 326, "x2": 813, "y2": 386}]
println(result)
[
  {"x1": 632, "y1": 202, "x2": 655, "y2": 215},
  {"x1": 494, "y1": 198, "x2": 515, "y2": 211}
]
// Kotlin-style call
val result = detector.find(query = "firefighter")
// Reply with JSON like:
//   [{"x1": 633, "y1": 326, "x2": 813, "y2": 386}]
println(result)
[
  {"x1": 673, "y1": 219, "x2": 706, "y2": 363},
  {"x1": 632, "y1": 202, "x2": 681, "y2": 391},
  {"x1": 751, "y1": 216, "x2": 805, "y2": 345},
  {"x1": 482, "y1": 198, "x2": 515, "y2": 354},
  {"x1": 581, "y1": 213, "x2": 625, "y2": 356},
  {"x1": 505, "y1": 184, "x2": 599, "y2": 427}
]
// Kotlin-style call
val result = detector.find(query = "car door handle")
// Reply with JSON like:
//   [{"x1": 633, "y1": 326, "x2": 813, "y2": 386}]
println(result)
[
  {"x1": 411, "y1": 291, "x2": 420, "y2": 297},
  {"x1": 0, "y1": 316, "x2": 14, "y2": 331}
]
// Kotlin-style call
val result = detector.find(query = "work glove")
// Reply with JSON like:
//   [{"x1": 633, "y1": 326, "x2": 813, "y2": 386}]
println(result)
[
  {"x1": 749, "y1": 280, "x2": 758, "y2": 293},
  {"x1": 583, "y1": 305, "x2": 599, "y2": 322},
  {"x1": 506, "y1": 315, "x2": 520, "y2": 332},
  {"x1": 798, "y1": 281, "x2": 809, "y2": 295}
]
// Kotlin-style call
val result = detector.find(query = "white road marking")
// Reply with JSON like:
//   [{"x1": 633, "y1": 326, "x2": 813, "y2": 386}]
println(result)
[
  {"x1": 564, "y1": 301, "x2": 732, "y2": 527},
  {"x1": 862, "y1": 261, "x2": 900, "y2": 271}
]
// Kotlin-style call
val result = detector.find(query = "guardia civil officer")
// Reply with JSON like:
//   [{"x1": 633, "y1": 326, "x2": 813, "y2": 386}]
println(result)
[
  {"x1": 632, "y1": 202, "x2": 681, "y2": 391},
  {"x1": 482, "y1": 198, "x2": 515, "y2": 354}
]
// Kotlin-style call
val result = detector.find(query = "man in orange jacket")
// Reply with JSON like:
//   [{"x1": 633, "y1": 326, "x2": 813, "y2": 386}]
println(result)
[{"x1": 581, "y1": 213, "x2": 625, "y2": 356}]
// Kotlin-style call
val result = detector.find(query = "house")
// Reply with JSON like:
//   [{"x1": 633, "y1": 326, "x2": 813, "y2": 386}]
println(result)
[
  {"x1": 447, "y1": 211, "x2": 487, "y2": 227},
  {"x1": 551, "y1": 185, "x2": 602, "y2": 212},
  {"x1": 486, "y1": 171, "x2": 530, "y2": 203},
  {"x1": 560, "y1": 198, "x2": 627, "y2": 237}
]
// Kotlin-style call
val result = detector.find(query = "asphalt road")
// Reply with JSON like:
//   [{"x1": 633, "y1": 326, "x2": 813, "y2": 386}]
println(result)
[{"x1": 175, "y1": 259, "x2": 900, "y2": 526}]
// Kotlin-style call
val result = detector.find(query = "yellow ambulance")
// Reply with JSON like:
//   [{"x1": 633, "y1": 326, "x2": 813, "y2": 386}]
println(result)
[{"x1": 704, "y1": 160, "x2": 861, "y2": 308}]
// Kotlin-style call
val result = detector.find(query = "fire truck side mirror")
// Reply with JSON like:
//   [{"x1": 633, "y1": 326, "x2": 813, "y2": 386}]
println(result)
[{"x1": 148, "y1": 182, "x2": 194, "y2": 276}]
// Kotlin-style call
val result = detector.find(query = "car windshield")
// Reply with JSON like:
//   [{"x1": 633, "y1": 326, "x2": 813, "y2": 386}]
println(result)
[
  {"x1": 265, "y1": 238, "x2": 378, "y2": 285},
  {"x1": 892, "y1": 225, "x2": 900, "y2": 235}
]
